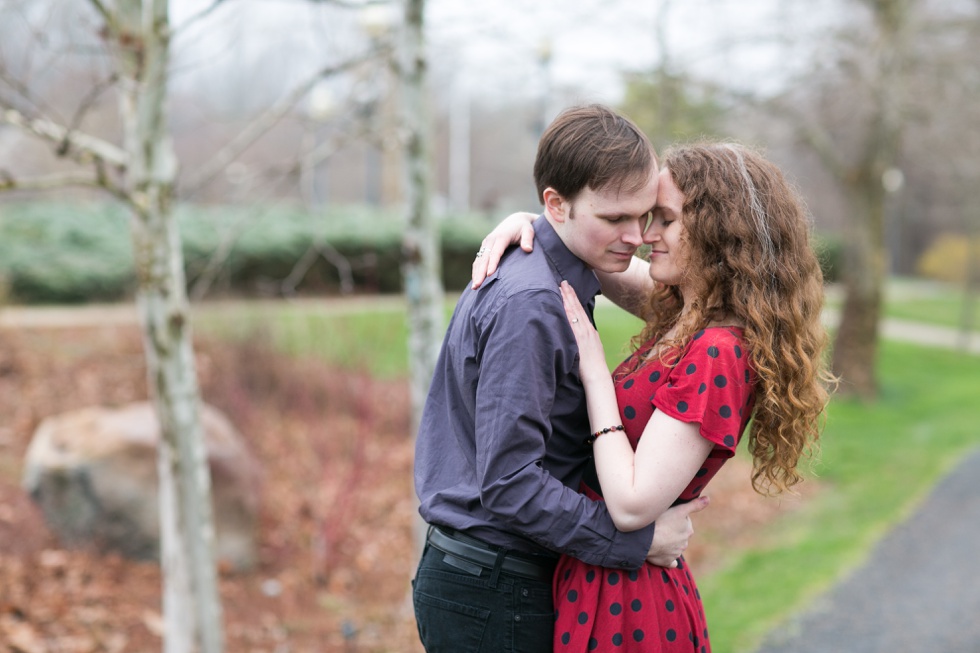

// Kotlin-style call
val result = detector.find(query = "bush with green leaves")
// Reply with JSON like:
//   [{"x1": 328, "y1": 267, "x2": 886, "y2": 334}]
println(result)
[
  {"x1": 0, "y1": 201, "x2": 842, "y2": 304},
  {"x1": 0, "y1": 202, "x2": 502, "y2": 304}
]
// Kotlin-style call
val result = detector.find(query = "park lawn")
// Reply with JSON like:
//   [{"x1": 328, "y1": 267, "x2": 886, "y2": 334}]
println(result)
[
  {"x1": 196, "y1": 295, "x2": 980, "y2": 653},
  {"x1": 826, "y1": 278, "x2": 979, "y2": 332},
  {"x1": 699, "y1": 340, "x2": 980, "y2": 653}
]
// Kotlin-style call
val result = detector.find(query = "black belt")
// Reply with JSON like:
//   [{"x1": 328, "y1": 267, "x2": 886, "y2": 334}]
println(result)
[{"x1": 426, "y1": 526, "x2": 555, "y2": 582}]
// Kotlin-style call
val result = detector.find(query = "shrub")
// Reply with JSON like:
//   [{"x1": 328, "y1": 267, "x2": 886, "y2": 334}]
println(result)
[
  {"x1": 812, "y1": 233, "x2": 843, "y2": 284},
  {"x1": 0, "y1": 202, "x2": 497, "y2": 304},
  {"x1": 916, "y1": 233, "x2": 980, "y2": 284}
]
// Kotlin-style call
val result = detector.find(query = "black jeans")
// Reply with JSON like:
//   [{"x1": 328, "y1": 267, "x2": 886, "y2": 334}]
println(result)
[{"x1": 412, "y1": 542, "x2": 556, "y2": 653}]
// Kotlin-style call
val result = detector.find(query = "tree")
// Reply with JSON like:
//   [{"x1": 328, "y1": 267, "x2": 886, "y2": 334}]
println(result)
[
  {"x1": 619, "y1": 0, "x2": 725, "y2": 151},
  {"x1": 718, "y1": 0, "x2": 921, "y2": 399},
  {"x1": 2, "y1": 1, "x2": 224, "y2": 650}
]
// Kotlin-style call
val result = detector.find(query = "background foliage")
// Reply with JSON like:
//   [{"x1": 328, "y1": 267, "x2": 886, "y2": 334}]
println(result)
[{"x1": 0, "y1": 202, "x2": 846, "y2": 304}]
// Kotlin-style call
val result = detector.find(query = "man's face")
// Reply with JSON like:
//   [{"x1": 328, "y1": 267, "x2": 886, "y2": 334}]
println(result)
[{"x1": 552, "y1": 169, "x2": 660, "y2": 273}]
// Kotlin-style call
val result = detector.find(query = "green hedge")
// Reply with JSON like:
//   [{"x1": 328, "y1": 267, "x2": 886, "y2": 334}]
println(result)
[
  {"x1": 0, "y1": 201, "x2": 842, "y2": 304},
  {"x1": 0, "y1": 202, "x2": 498, "y2": 304}
]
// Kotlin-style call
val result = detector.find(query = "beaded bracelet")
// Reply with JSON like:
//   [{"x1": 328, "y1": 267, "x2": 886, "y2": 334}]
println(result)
[{"x1": 585, "y1": 424, "x2": 625, "y2": 445}]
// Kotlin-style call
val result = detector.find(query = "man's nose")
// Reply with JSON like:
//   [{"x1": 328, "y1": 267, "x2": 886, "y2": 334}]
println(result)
[{"x1": 622, "y1": 221, "x2": 645, "y2": 246}]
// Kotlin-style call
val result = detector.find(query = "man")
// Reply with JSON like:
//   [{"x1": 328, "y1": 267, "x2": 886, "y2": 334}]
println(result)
[{"x1": 412, "y1": 104, "x2": 708, "y2": 653}]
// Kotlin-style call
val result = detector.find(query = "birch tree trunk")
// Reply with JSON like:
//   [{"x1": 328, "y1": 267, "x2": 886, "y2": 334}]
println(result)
[
  {"x1": 99, "y1": 1, "x2": 223, "y2": 651},
  {"x1": 397, "y1": 0, "x2": 442, "y2": 553},
  {"x1": 398, "y1": 0, "x2": 442, "y2": 434}
]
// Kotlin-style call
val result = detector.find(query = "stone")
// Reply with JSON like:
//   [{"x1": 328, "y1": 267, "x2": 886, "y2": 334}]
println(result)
[{"x1": 22, "y1": 401, "x2": 261, "y2": 570}]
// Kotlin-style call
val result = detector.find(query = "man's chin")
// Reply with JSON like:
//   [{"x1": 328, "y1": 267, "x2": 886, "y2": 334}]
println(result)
[{"x1": 595, "y1": 257, "x2": 633, "y2": 274}]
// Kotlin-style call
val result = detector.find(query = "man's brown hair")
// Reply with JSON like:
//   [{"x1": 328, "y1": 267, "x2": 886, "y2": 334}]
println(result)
[{"x1": 533, "y1": 104, "x2": 656, "y2": 204}]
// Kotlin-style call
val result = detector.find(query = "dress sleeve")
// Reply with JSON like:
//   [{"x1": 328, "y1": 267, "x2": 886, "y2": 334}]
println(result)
[{"x1": 651, "y1": 329, "x2": 754, "y2": 455}]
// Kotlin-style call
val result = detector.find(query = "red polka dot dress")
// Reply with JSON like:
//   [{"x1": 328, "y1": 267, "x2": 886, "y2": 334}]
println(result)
[{"x1": 554, "y1": 327, "x2": 756, "y2": 653}]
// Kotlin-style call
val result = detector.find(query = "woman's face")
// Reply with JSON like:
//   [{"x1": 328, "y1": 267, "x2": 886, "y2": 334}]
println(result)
[{"x1": 646, "y1": 167, "x2": 690, "y2": 296}]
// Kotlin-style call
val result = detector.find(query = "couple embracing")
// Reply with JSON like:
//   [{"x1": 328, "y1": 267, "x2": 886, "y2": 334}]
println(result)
[{"x1": 412, "y1": 104, "x2": 832, "y2": 653}]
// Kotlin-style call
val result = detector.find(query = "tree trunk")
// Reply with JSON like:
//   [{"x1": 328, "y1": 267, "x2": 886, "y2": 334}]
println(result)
[
  {"x1": 102, "y1": 2, "x2": 223, "y2": 651},
  {"x1": 397, "y1": 0, "x2": 442, "y2": 554},
  {"x1": 831, "y1": 183, "x2": 887, "y2": 399},
  {"x1": 828, "y1": 0, "x2": 909, "y2": 399}
]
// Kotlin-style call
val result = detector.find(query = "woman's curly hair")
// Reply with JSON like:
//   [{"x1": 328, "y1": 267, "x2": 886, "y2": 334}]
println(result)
[{"x1": 636, "y1": 142, "x2": 836, "y2": 495}]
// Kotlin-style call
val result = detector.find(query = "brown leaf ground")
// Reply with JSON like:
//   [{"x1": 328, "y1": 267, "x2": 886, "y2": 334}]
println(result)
[{"x1": 0, "y1": 319, "x2": 814, "y2": 653}]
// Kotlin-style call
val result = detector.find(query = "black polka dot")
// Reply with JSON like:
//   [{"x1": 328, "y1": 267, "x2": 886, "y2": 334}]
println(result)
[
  {"x1": 610, "y1": 602, "x2": 622, "y2": 616},
  {"x1": 649, "y1": 371, "x2": 661, "y2": 383},
  {"x1": 631, "y1": 599, "x2": 642, "y2": 612},
  {"x1": 628, "y1": 569, "x2": 639, "y2": 581},
  {"x1": 564, "y1": 569, "x2": 571, "y2": 580},
  {"x1": 665, "y1": 599, "x2": 675, "y2": 612},
  {"x1": 633, "y1": 630, "x2": 645, "y2": 642},
  {"x1": 691, "y1": 485, "x2": 703, "y2": 496},
  {"x1": 677, "y1": 401, "x2": 688, "y2": 413},
  {"x1": 707, "y1": 346, "x2": 720, "y2": 358},
  {"x1": 586, "y1": 570, "x2": 595, "y2": 583},
  {"x1": 561, "y1": 632, "x2": 570, "y2": 645},
  {"x1": 719, "y1": 405, "x2": 732, "y2": 418},
  {"x1": 567, "y1": 590, "x2": 578, "y2": 602},
  {"x1": 745, "y1": 369, "x2": 751, "y2": 383},
  {"x1": 623, "y1": 379, "x2": 634, "y2": 389},
  {"x1": 666, "y1": 629, "x2": 677, "y2": 642},
  {"x1": 696, "y1": 467, "x2": 708, "y2": 477},
  {"x1": 612, "y1": 633, "x2": 623, "y2": 646},
  {"x1": 724, "y1": 435, "x2": 735, "y2": 447},
  {"x1": 578, "y1": 612, "x2": 589, "y2": 625},
  {"x1": 714, "y1": 375, "x2": 727, "y2": 388},
  {"x1": 661, "y1": 570, "x2": 670, "y2": 584},
  {"x1": 608, "y1": 572, "x2": 620, "y2": 586},
  {"x1": 734, "y1": 345, "x2": 742, "y2": 358},
  {"x1": 693, "y1": 330, "x2": 705, "y2": 340},
  {"x1": 588, "y1": 637, "x2": 598, "y2": 651},
  {"x1": 686, "y1": 363, "x2": 697, "y2": 375},
  {"x1": 624, "y1": 406, "x2": 636, "y2": 419},
  {"x1": 698, "y1": 383, "x2": 707, "y2": 394}
]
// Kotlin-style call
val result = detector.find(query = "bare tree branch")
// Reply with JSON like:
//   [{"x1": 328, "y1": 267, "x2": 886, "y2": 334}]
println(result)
[
  {"x1": 173, "y1": 0, "x2": 232, "y2": 35},
  {"x1": 182, "y1": 52, "x2": 384, "y2": 197},
  {"x1": 0, "y1": 169, "x2": 126, "y2": 200},
  {"x1": 1, "y1": 108, "x2": 127, "y2": 167}
]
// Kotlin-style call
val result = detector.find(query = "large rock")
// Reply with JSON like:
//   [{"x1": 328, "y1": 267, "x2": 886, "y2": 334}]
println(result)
[{"x1": 22, "y1": 401, "x2": 261, "y2": 570}]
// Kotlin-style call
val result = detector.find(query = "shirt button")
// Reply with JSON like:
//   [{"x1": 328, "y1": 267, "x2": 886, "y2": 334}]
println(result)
[
  {"x1": 619, "y1": 561, "x2": 630, "y2": 568},
  {"x1": 514, "y1": 615, "x2": 522, "y2": 622},
  {"x1": 522, "y1": 589, "x2": 529, "y2": 597}
]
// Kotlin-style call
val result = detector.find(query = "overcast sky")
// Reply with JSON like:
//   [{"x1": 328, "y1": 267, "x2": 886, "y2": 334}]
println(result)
[{"x1": 166, "y1": 0, "x2": 841, "y2": 113}]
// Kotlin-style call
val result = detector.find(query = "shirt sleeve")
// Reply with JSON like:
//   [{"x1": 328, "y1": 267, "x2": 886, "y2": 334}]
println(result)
[
  {"x1": 473, "y1": 289, "x2": 654, "y2": 568},
  {"x1": 652, "y1": 329, "x2": 754, "y2": 455}
]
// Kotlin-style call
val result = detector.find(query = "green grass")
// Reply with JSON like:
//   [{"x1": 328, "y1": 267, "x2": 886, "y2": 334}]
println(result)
[
  {"x1": 699, "y1": 340, "x2": 980, "y2": 653},
  {"x1": 195, "y1": 294, "x2": 980, "y2": 653},
  {"x1": 194, "y1": 296, "x2": 645, "y2": 378},
  {"x1": 826, "y1": 278, "x2": 979, "y2": 332}
]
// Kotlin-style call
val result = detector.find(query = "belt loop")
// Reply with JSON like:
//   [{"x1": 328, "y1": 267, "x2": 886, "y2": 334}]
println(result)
[{"x1": 488, "y1": 549, "x2": 506, "y2": 588}]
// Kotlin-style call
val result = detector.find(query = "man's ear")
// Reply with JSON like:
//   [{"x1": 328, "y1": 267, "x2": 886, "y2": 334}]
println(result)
[{"x1": 542, "y1": 187, "x2": 568, "y2": 223}]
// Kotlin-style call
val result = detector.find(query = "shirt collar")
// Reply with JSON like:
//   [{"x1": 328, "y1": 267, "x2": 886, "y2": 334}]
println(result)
[{"x1": 534, "y1": 214, "x2": 602, "y2": 306}]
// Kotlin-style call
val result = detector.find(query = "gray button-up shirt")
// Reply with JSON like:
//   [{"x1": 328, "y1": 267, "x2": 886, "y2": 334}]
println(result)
[{"x1": 414, "y1": 216, "x2": 654, "y2": 568}]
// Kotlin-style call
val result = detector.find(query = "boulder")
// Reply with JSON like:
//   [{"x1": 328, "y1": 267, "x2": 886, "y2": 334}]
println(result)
[{"x1": 22, "y1": 401, "x2": 260, "y2": 570}]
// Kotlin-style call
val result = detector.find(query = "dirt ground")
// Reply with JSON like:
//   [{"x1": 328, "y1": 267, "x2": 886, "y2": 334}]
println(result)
[{"x1": 0, "y1": 319, "x2": 814, "y2": 653}]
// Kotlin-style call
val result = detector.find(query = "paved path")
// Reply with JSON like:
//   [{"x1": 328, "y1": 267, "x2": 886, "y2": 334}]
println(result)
[
  {"x1": 755, "y1": 446, "x2": 980, "y2": 652},
  {"x1": 754, "y1": 301, "x2": 980, "y2": 652}
]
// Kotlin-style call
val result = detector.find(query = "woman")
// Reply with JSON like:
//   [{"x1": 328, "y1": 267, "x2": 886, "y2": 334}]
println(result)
[{"x1": 475, "y1": 142, "x2": 834, "y2": 652}]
